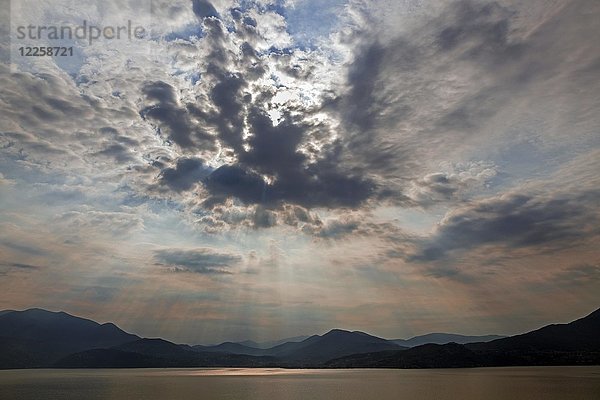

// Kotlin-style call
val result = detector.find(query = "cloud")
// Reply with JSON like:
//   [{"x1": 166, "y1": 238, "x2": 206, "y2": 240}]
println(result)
[
  {"x1": 0, "y1": 240, "x2": 49, "y2": 256},
  {"x1": 252, "y1": 206, "x2": 278, "y2": 228},
  {"x1": 160, "y1": 157, "x2": 213, "y2": 192},
  {"x1": 130, "y1": 5, "x2": 379, "y2": 211},
  {"x1": 407, "y1": 162, "x2": 497, "y2": 206},
  {"x1": 0, "y1": 172, "x2": 13, "y2": 185},
  {"x1": 140, "y1": 81, "x2": 216, "y2": 151},
  {"x1": 1, "y1": 262, "x2": 42, "y2": 270},
  {"x1": 0, "y1": 262, "x2": 42, "y2": 276},
  {"x1": 553, "y1": 263, "x2": 600, "y2": 287},
  {"x1": 435, "y1": 0, "x2": 522, "y2": 63},
  {"x1": 154, "y1": 248, "x2": 242, "y2": 274},
  {"x1": 313, "y1": 217, "x2": 361, "y2": 239},
  {"x1": 2, "y1": 0, "x2": 598, "y2": 226},
  {"x1": 192, "y1": 0, "x2": 219, "y2": 19},
  {"x1": 196, "y1": 202, "x2": 323, "y2": 232},
  {"x1": 327, "y1": 0, "x2": 600, "y2": 206},
  {"x1": 93, "y1": 127, "x2": 141, "y2": 164},
  {"x1": 55, "y1": 210, "x2": 145, "y2": 237},
  {"x1": 204, "y1": 164, "x2": 267, "y2": 204},
  {"x1": 412, "y1": 190, "x2": 599, "y2": 261}
]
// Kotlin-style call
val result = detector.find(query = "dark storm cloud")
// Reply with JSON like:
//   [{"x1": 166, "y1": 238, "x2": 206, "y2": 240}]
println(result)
[
  {"x1": 160, "y1": 157, "x2": 212, "y2": 192},
  {"x1": 140, "y1": 81, "x2": 216, "y2": 150},
  {"x1": 412, "y1": 191, "x2": 600, "y2": 261},
  {"x1": 192, "y1": 0, "x2": 219, "y2": 19},
  {"x1": 340, "y1": 41, "x2": 386, "y2": 134},
  {"x1": 241, "y1": 108, "x2": 306, "y2": 173},
  {"x1": 207, "y1": 72, "x2": 248, "y2": 152},
  {"x1": 139, "y1": 0, "x2": 595, "y2": 221},
  {"x1": 147, "y1": 8, "x2": 377, "y2": 210},
  {"x1": 204, "y1": 164, "x2": 267, "y2": 203},
  {"x1": 202, "y1": 161, "x2": 375, "y2": 208},
  {"x1": 167, "y1": 16, "x2": 259, "y2": 156},
  {"x1": 203, "y1": 140, "x2": 375, "y2": 209},
  {"x1": 193, "y1": 86, "x2": 376, "y2": 208},
  {"x1": 154, "y1": 248, "x2": 241, "y2": 274}
]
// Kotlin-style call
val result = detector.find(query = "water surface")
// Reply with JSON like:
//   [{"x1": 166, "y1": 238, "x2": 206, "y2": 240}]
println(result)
[{"x1": 1, "y1": 366, "x2": 599, "y2": 399}]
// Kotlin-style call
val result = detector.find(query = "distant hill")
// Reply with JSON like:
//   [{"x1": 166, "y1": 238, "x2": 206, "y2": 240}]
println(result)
[
  {"x1": 392, "y1": 333, "x2": 505, "y2": 347},
  {"x1": 273, "y1": 329, "x2": 405, "y2": 363},
  {"x1": 326, "y1": 307, "x2": 600, "y2": 368},
  {"x1": 260, "y1": 334, "x2": 322, "y2": 358},
  {"x1": 206, "y1": 333, "x2": 503, "y2": 358},
  {"x1": 238, "y1": 336, "x2": 312, "y2": 349},
  {"x1": 192, "y1": 330, "x2": 403, "y2": 362},
  {"x1": 0, "y1": 309, "x2": 139, "y2": 368},
  {"x1": 193, "y1": 341, "x2": 269, "y2": 356}
]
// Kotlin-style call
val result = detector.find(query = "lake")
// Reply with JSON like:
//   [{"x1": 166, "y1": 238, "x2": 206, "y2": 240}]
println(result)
[{"x1": 1, "y1": 367, "x2": 599, "y2": 399}]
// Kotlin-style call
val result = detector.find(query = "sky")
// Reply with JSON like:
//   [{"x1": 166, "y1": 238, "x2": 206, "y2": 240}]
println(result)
[{"x1": 0, "y1": 0, "x2": 598, "y2": 345}]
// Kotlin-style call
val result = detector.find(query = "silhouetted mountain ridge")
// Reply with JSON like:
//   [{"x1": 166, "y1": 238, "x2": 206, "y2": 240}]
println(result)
[
  {"x1": 470, "y1": 307, "x2": 600, "y2": 352},
  {"x1": 192, "y1": 329, "x2": 404, "y2": 362},
  {"x1": 1, "y1": 307, "x2": 598, "y2": 369},
  {"x1": 115, "y1": 338, "x2": 193, "y2": 358},
  {"x1": 283, "y1": 329, "x2": 402, "y2": 363},
  {"x1": 327, "y1": 307, "x2": 600, "y2": 368},
  {"x1": 391, "y1": 333, "x2": 505, "y2": 347},
  {"x1": 234, "y1": 336, "x2": 311, "y2": 349},
  {"x1": 0, "y1": 308, "x2": 139, "y2": 368},
  {"x1": 0, "y1": 308, "x2": 138, "y2": 347},
  {"x1": 194, "y1": 341, "x2": 268, "y2": 356}
]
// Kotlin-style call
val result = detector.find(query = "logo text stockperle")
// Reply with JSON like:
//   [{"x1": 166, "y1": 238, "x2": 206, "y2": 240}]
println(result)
[{"x1": 15, "y1": 20, "x2": 147, "y2": 46}]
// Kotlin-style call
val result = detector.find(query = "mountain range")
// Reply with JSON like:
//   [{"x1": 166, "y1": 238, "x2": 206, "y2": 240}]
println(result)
[
  {"x1": 390, "y1": 333, "x2": 505, "y2": 347},
  {"x1": 0, "y1": 307, "x2": 598, "y2": 369},
  {"x1": 326, "y1": 308, "x2": 600, "y2": 368}
]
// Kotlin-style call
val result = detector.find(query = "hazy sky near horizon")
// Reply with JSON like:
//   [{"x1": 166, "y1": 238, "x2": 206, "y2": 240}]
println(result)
[{"x1": 0, "y1": 0, "x2": 598, "y2": 344}]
